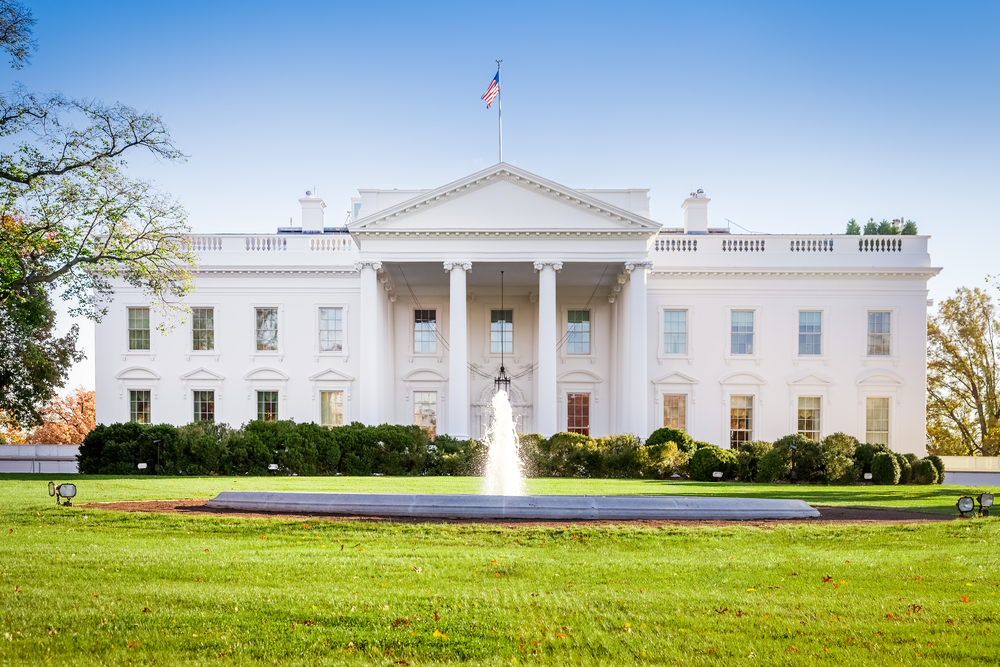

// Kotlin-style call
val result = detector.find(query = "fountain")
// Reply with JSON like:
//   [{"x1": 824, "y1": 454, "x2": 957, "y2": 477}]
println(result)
[{"x1": 204, "y1": 271, "x2": 818, "y2": 522}]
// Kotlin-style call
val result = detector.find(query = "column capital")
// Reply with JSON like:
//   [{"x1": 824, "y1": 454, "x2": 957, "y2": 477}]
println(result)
[
  {"x1": 354, "y1": 259, "x2": 383, "y2": 272},
  {"x1": 443, "y1": 261, "x2": 472, "y2": 272},
  {"x1": 533, "y1": 261, "x2": 563, "y2": 272},
  {"x1": 624, "y1": 260, "x2": 653, "y2": 274}
]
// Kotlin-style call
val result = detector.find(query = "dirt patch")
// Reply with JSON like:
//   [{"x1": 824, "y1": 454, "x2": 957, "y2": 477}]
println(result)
[{"x1": 79, "y1": 499, "x2": 957, "y2": 527}]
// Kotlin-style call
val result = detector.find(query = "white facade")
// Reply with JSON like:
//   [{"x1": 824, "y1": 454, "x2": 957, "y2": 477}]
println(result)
[{"x1": 94, "y1": 164, "x2": 941, "y2": 455}]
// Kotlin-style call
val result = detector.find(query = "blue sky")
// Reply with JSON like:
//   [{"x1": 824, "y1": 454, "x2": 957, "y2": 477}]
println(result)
[{"x1": 22, "y1": 0, "x2": 999, "y2": 391}]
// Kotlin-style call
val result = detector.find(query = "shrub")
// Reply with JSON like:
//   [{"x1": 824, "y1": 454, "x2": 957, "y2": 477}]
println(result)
[
  {"x1": 170, "y1": 422, "x2": 233, "y2": 475},
  {"x1": 903, "y1": 452, "x2": 919, "y2": 466},
  {"x1": 871, "y1": 452, "x2": 901, "y2": 485},
  {"x1": 773, "y1": 434, "x2": 824, "y2": 483},
  {"x1": 853, "y1": 442, "x2": 890, "y2": 479},
  {"x1": 926, "y1": 455, "x2": 945, "y2": 484},
  {"x1": 911, "y1": 459, "x2": 939, "y2": 485},
  {"x1": 734, "y1": 441, "x2": 773, "y2": 482},
  {"x1": 689, "y1": 446, "x2": 737, "y2": 481},
  {"x1": 821, "y1": 432, "x2": 859, "y2": 484},
  {"x1": 647, "y1": 427, "x2": 696, "y2": 454},
  {"x1": 645, "y1": 440, "x2": 691, "y2": 479},
  {"x1": 535, "y1": 432, "x2": 595, "y2": 477},
  {"x1": 425, "y1": 434, "x2": 479, "y2": 476},
  {"x1": 756, "y1": 447, "x2": 792, "y2": 483},
  {"x1": 894, "y1": 453, "x2": 912, "y2": 484},
  {"x1": 593, "y1": 433, "x2": 646, "y2": 478}
]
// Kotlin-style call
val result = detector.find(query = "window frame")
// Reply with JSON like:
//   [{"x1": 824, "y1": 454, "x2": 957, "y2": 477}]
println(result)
[
  {"x1": 256, "y1": 390, "x2": 280, "y2": 422},
  {"x1": 249, "y1": 304, "x2": 283, "y2": 360},
  {"x1": 566, "y1": 392, "x2": 591, "y2": 436},
  {"x1": 192, "y1": 389, "x2": 216, "y2": 423},
  {"x1": 127, "y1": 307, "x2": 151, "y2": 351},
  {"x1": 662, "y1": 393, "x2": 688, "y2": 431},
  {"x1": 129, "y1": 389, "x2": 152, "y2": 424},
  {"x1": 728, "y1": 394, "x2": 754, "y2": 448},
  {"x1": 314, "y1": 303, "x2": 350, "y2": 361},
  {"x1": 407, "y1": 303, "x2": 443, "y2": 360},
  {"x1": 792, "y1": 307, "x2": 830, "y2": 365},
  {"x1": 413, "y1": 390, "x2": 439, "y2": 439},
  {"x1": 860, "y1": 307, "x2": 900, "y2": 366},
  {"x1": 480, "y1": 302, "x2": 525, "y2": 362},
  {"x1": 866, "y1": 310, "x2": 893, "y2": 357},
  {"x1": 657, "y1": 306, "x2": 692, "y2": 361},
  {"x1": 560, "y1": 305, "x2": 597, "y2": 364},
  {"x1": 864, "y1": 396, "x2": 891, "y2": 446},
  {"x1": 186, "y1": 304, "x2": 219, "y2": 359},
  {"x1": 796, "y1": 395, "x2": 822, "y2": 442},
  {"x1": 320, "y1": 390, "x2": 345, "y2": 427},
  {"x1": 121, "y1": 305, "x2": 155, "y2": 359},
  {"x1": 724, "y1": 306, "x2": 762, "y2": 363}
]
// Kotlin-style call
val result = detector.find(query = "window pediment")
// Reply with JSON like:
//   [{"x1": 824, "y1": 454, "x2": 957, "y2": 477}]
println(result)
[
  {"x1": 244, "y1": 367, "x2": 288, "y2": 382},
  {"x1": 720, "y1": 372, "x2": 767, "y2": 385},
  {"x1": 116, "y1": 366, "x2": 160, "y2": 381},
  {"x1": 653, "y1": 371, "x2": 698, "y2": 385},
  {"x1": 180, "y1": 367, "x2": 225, "y2": 382},
  {"x1": 308, "y1": 368, "x2": 355, "y2": 383}
]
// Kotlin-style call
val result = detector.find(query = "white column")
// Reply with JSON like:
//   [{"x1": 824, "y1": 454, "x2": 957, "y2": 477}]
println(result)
[
  {"x1": 626, "y1": 261, "x2": 652, "y2": 437},
  {"x1": 356, "y1": 260, "x2": 382, "y2": 425},
  {"x1": 534, "y1": 261, "x2": 562, "y2": 437},
  {"x1": 444, "y1": 261, "x2": 471, "y2": 439}
]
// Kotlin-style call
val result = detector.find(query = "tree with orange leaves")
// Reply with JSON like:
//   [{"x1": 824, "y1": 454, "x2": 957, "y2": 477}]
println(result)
[{"x1": 22, "y1": 387, "x2": 94, "y2": 445}]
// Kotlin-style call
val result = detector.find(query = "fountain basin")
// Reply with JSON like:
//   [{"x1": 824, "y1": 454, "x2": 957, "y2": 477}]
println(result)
[{"x1": 206, "y1": 491, "x2": 820, "y2": 520}]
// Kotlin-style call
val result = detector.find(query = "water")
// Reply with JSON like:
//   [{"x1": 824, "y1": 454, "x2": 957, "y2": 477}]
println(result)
[{"x1": 481, "y1": 389, "x2": 526, "y2": 496}]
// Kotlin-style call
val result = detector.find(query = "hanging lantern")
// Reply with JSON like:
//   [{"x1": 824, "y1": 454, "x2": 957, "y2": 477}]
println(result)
[{"x1": 494, "y1": 270, "x2": 510, "y2": 395}]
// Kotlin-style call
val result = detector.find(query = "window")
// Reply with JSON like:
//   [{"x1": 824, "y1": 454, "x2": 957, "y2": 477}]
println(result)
[
  {"x1": 193, "y1": 390, "x2": 215, "y2": 422},
  {"x1": 663, "y1": 394, "x2": 686, "y2": 430},
  {"x1": 413, "y1": 391, "x2": 437, "y2": 439},
  {"x1": 866, "y1": 397, "x2": 890, "y2": 445},
  {"x1": 730, "y1": 311, "x2": 754, "y2": 355},
  {"x1": 730, "y1": 395, "x2": 753, "y2": 447},
  {"x1": 867, "y1": 311, "x2": 891, "y2": 356},
  {"x1": 567, "y1": 310, "x2": 591, "y2": 354},
  {"x1": 797, "y1": 396, "x2": 821, "y2": 441},
  {"x1": 414, "y1": 310, "x2": 437, "y2": 354},
  {"x1": 192, "y1": 308, "x2": 214, "y2": 351},
  {"x1": 567, "y1": 392, "x2": 590, "y2": 436},
  {"x1": 798, "y1": 311, "x2": 822, "y2": 356},
  {"x1": 321, "y1": 390, "x2": 343, "y2": 427},
  {"x1": 130, "y1": 390, "x2": 151, "y2": 424},
  {"x1": 128, "y1": 307, "x2": 150, "y2": 350},
  {"x1": 255, "y1": 308, "x2": 278, "y2": 351},
  {"x1": 257, "y1": 391, "x2": 278, "y2": 422},
  {"x1": 663, "y1": 310, "x2": 688, "y2": 354},
  {"x1": 490, "y1": 309, "x2": 513, "y2": 354},
  {"x1": 319, "y1": 307, "x2": 343, "y2": 352}
]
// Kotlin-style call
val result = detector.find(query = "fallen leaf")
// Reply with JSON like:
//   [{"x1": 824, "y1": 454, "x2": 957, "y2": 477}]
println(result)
[{"x1": 142, "y1": 607, "x2": 151, "y2": 614}]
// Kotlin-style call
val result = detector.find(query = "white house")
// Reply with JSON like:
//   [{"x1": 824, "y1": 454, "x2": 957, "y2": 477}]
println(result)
[{"x1": 94, "y1": 164, "x2": 941, "y2": 455}]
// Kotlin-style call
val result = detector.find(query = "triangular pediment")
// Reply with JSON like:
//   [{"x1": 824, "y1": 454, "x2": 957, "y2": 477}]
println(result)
[
  {"x1": 348, "y1": 164, "x2": 661, "y2": 235},
  {"x1": 308, "y1": 368, "x2": 355, "y2": 382},
  {"x1": 180, "y1": 367, "x2": 225, "y2": 381},
  {"x1": 787, "y1": 372, "x2": 833, "y2": 386},
  {"x1": 653, "y1": 371, "x2": 699, "y2": 384}
]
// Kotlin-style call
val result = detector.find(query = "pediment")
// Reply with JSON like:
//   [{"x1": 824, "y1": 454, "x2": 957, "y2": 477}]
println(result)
[
  {"x1": 856, "y1": 370, "x2": 904, "y2": 386},
  {"x1": 402, "y1": 369, "x2": 447, "y2": 382},
  {"x1": 349, "y1": 164, "x2": 661, "y2": 236},
  {"x1": 558, "y1": 370, "x2": 602, "y2": 383},
  {"x1": 720, "y1": 372, "x2": 767, "y2": 385},
  {"x1": 653, "y1": 371, "x2": 699, "y2": 384},
  {"x1": 244, "y1": 367, "x2": 288, "y2": 382},
  {"x1": 786, "y1": 372, "x2": 833, "y2": 386},
  {"x1": 116, "y1": 366, "x2": 160, "y2": 380},
  {"x1": 308, "y1": 368, "x2": 355, "y2": 382},
  {"x1": 180, "y1": 367, "x2": 225, "y2": 381}
]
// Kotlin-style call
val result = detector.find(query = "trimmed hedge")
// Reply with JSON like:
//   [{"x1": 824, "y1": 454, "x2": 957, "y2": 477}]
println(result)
[
  {"x1": 689, "y1": 446, "x2": 737, "y2": 481},
  {"x1": 871, "y1": 452, "x2": 901, "y2": 485},
  {"x1": 912, "y1": 459, "x2": 939, "y2": 485}
]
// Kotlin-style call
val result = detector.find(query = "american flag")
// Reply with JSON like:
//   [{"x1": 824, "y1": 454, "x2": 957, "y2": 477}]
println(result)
[{"x1": 481, "y1": 71, "x2": 499, "y2": 108}]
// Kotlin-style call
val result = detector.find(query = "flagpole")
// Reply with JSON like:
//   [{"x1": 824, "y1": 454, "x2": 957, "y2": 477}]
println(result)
[{"x1": 497, "y1": 60, "x2": 502, "y2": 163}]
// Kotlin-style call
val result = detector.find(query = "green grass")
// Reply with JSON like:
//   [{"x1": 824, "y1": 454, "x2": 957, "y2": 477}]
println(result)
[{"x1": 2, "y1": 476, "x2": 999, "y2": 666}]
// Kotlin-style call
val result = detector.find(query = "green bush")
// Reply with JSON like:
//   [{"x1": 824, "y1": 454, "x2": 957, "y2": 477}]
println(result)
[
  {"x1": 926, "y1": 455, "x2": 945, "y2": 484},
  {"x1": 773, "y1": 434, "x2": 824, "y2": 483},
  {"x1": 853, "y1": 442, "x2": 890, "y2": 480},
  {"x1": 756, "y1": 447, "x2": 792, "y2": 483},
  {"x1": 903, "y1": 452, "x2": 919, "y2": 466},
  {"x1": 734, "y1": 441, "x2": 773, "y2": 482},
  {"x1": 534, "y1": 432, "x2": 595, "y2": 477},
  {"x1": 894, "y1": 453, "x2": 912, "y2": 484},
  {"x1": 820, "y1": 432, "x2": 859, "y2": 484},
  {"x1": 644, "y1": 440, "x2": 690, "y2": 479},
  {"x1": 689, "y1": 446, "x2": 737, "y2": 481},
  {"x1": 871, "y1": 452, "x2": 901, "y2": 485},
  {"x1": 593, "y1": 433, "x2": 646, "y2": 478},
  {"x1": 647, "y1": 427, "x2": 697, "y2": 454},
  {"x1": 911, "y1": 459, "x2": 939, "y2": 485}
]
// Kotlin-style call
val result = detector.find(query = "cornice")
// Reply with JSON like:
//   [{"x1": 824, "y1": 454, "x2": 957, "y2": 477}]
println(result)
[
  {"x1": 648, "y1": 267, "x2": 943, "y2": 278},
  {"x1": 193, "y1": 268, "x2": 359, "y2": 275},
  {"x1": 349, "y1": 164, "x2": 662, "y2": 234},
  {"x1": 352, "y1": 229, "x2": 652, "y2": 240}
]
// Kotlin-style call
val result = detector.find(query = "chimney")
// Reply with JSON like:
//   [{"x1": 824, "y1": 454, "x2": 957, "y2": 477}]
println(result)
[
  {"x1": 299, "y1": 190, "x2": 326, "y2": 233},
  {"x1": 682, "y1": 189, "x2": 709, "y2": 235}
]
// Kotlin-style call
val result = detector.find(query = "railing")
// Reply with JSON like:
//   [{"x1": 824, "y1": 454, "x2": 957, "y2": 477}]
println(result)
[
  {"x1": 859, "y1": 237, "x2": 903, "y2": 252},
  {"x1": 246, "y1": 236, "x2": 288, "y2": 252},
  {"x1": 309, "y1": 236, "x2": 354, "y2": 251},
  {"x1": 791, "y1": 239, "x2": 833, "y2": 252},
  {"x1": 185, "y1": 236, "x2": 224, "y2": 251},
  {"x1": 722, "y1": 239, "x2": 765, "y2": 252},
  {"x1": 654, "y1": 238, "x2": 697, "y2": 252}
]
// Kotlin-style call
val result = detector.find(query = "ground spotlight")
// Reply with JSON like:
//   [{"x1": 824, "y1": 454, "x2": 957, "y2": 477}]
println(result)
[
  {"x1": 47, "y1": 481, "x2": 77, "y2": 507},
  {"x1": 712, "y1": 471, "x2": 723, "y2": 481},
  {"x1": 137, "y1": 463, "x2": 147, "y2": 470},
  {"x1": 956, "y1": 495, "x2": 975, "y2": 517},
  {"x1": 268, "y1": 464, "x2": 279, "y2": 472},
  {"x1": 978, "y1": 492, "x2": 994, "y2": 517}
]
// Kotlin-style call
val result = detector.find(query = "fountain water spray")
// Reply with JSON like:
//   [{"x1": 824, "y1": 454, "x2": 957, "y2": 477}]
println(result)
[{"x1": 481, "y1": 389, "x2": 525, "y2": 496}]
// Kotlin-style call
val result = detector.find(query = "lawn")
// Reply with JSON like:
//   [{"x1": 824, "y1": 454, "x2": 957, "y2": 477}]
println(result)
[{"x1": 2, "y1": 475, "x2": 999, "y2": 666}]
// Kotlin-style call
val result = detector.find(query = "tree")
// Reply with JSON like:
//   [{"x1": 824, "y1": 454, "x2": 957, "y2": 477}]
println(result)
[
  {"x1": 23, "y1": 386, "x2": 94, "y2": 444},
  {"x1": 901, "y1": 220, "x2": 918, "y2": 235},
  {"x1": 862, "y1": 218, "x2": 878, "y2": 234},
  {"x1": 845, "y1": 219, "x2": 860, "y2": 235},
  {"x1": 926, "y1": 287, "x2": 1000, "y2": 456},
  {"x1": 0, "y1": 291, "x2": 83, "y2": 426},
  {"x1": 0, "y1": 4, "x2": 195, "y2": 421}
]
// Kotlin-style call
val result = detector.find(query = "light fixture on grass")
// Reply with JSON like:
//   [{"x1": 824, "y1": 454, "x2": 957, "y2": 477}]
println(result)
[
  {"x1": 47, "y1": 481, "x2": 77, "y2": 507},
  {"x1": 957, "y1": 495, "x2": 975, "y2": 517},
  {"x1": 863, "y1": 472, "x2": 873, "y2": 485},
  {"x1": 137, "y1": 463, "x2": 147, "y2": 470},
  {"x1": 712, "y1": 471, "x2": 723, "y2": 481},
  {"x1": 978, "y1": 492, "x2": 994, "y2": 517},
  {"x1": 268, "y1": 464, "x2": 279, "y2": 471}
]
